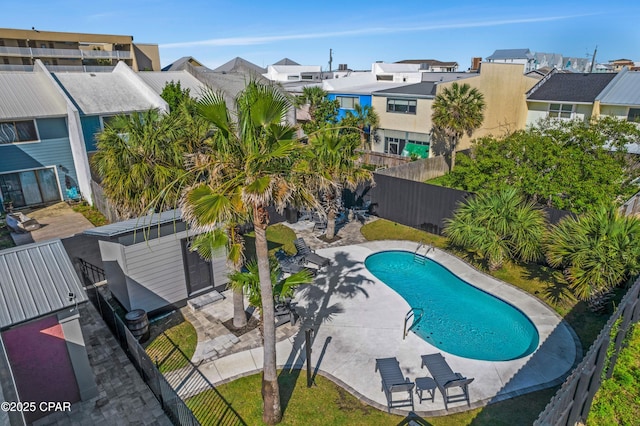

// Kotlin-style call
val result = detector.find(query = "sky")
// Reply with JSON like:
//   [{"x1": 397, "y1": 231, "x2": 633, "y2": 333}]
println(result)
[{"x1": 4, "y1": 1, "x2": 640, "y2": 71}]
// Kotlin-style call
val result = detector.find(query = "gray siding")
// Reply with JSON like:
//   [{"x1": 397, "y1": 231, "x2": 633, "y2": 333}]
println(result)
[
  {"x1": 122, "y1": 231, "x2": 189, "y2": 312},
  {"x1": 98, "y1": 240, "x2": 130, "y2": 311},
  {"x1": 211, "y1": 245, "x2": 230, "y2": 288}
]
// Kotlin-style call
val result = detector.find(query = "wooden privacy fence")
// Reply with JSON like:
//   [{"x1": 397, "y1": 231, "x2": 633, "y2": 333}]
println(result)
[{"x1": 535, "y1": 276, "x2": 640, "y2": 425}]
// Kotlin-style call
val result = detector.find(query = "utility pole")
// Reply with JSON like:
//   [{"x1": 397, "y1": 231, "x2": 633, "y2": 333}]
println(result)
[
  {"x1": 328, "y1": 48, "x2": 333, "y2": 72},
  {"x1": 590, "y1": 46, "x2": 598, "y2": 73}
]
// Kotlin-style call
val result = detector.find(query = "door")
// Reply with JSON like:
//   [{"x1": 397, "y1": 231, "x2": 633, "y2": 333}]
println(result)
[{"x1": 181, "y1": 237, "x2": 214, "y2": 296}]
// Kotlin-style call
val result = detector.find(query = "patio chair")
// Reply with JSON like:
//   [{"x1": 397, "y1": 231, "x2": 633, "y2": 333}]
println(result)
[
  {"x1": 65, "y1": 186, "x2": 82, "y2": 204},
  {"x1": 275, "y1": 250, "x2": 317, "y2": 276},
  {"x1": 420, "y1": 353, "x2": 474, "y2": 410},
  {"x1": 274, "y1": 296, "x2": 299, "y2": 327},
  {"x1": 375, "y1": 357, "x2": 415, "y2": 412},
  {"x1": 294, "y1": 238, "x2": 330, "y2": 268}
]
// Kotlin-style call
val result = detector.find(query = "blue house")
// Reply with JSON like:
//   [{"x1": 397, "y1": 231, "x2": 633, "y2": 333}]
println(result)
[
  {"x1": 326, "y1": 93, "x2": 372, "y2": 121},
  {"x1": 0, "y1": 62, "x2": 89, "y2": 210}
]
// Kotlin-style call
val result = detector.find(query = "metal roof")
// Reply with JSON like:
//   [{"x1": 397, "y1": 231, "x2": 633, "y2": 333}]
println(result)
[
  {"x1": 373, "y1": 82, "x2": 437, "y2": 97},
  {"x1": 137, "y1": 71, "x2": 207, "y2": 100},
  {"x1": 527, "y1": 73, "x2": 616, "y2": 103},
  {"x1": 486, "y1": 49, "x2": 534, "y2": 61},
  {"x1": 83, "y1": 209, "x2": 182, "y2": 237},
  {"x1": 0, "y1": 71, "x2": 67, "y2": 120},
  {"x1": 596, "y1": 69, "x2": 640, "y2": 105},
  {"x1": 161, "y1": 56, "x2": 205, "y2": 72},
  {"x1": 0, "y1": 239, "x2": 87, "y2": 329},
  {"x1": 53, "y1": 70, "x2": 163, "y2": 115}
]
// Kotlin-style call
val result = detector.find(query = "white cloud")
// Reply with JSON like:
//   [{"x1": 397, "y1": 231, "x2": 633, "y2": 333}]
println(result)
[{"x1": 160, "y1": 14, "x2": 595, "y2": 49}]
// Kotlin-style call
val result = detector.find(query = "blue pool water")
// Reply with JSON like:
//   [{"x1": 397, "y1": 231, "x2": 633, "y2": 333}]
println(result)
[{"x1": 365, "y1": 251, "x2": 539, "y2": 361}]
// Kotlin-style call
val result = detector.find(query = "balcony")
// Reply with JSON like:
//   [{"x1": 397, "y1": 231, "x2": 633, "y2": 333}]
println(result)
[
  {"x1": 0, "y1": 45, "x2": 131, "y2": 60},
  {"x1": 0, "y1": 64, "x2": 116, "y2": 72}
]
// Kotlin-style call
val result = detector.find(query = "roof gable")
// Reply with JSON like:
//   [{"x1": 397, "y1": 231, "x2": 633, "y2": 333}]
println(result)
[
  {"x1": 212, "y1": 57, "x2": 266, "y2": 74},
  {"x1": 487, "y1": 48, "x2": 533, "y2": 60}
]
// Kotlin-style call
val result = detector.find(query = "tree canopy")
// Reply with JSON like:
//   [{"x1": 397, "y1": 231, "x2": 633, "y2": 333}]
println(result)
[{"x1": 439, "y1": 117, "x2": 640, "y2": 213}]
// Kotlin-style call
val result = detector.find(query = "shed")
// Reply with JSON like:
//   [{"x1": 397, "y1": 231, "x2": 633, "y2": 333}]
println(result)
[
  {"x1": 83, "y1": 209, "x2": 229, "y2": 314},
  {"x1": 0, "y1": 240, "x2": 98, "y2": 423}
]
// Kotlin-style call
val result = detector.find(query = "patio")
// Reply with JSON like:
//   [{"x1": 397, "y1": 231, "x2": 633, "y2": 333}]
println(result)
[{"x1": 193, "y1": 240, "x2": 579, "y2": 416}]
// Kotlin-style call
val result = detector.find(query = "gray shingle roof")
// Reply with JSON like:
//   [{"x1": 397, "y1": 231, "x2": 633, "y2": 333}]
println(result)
[
  {"x1": 212, "y1": 57, "x2": 266, "y2": 74},
  {"x1": 273, "y1": 58, "x2": 300, "y2": 66},
  {"x1": 161, "y1": 56, "x2": 205, "y2": 72},
  {"x1": 373, "y1": 82, "x2": 437, "y2": 97},
  {"x1": 527, "y1": 73, "x2": 617, "y2": 103},
  {"x1": 0, "y1": 240, "x2": 87, "y2": 329},
  {"x1": 596, "y1": 70, "x2": 640, "y2": 105},
  {"x1": 137, "y1": 71, "x2": 207, "y2": 99},
  {"x1": 486, "y1": 49, "x2": 534, "y2": 61},
  {"x1": 83, "y1": 209, "x2": 182, "y2": 237}
]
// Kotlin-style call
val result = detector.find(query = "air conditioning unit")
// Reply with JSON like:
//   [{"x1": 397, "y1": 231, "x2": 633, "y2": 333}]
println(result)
[{"x1": 338, "y1": 64, "x2": 348, "y2": 71}]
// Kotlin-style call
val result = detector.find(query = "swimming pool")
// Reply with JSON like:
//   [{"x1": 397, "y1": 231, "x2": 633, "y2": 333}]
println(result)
[{"x1": 365, "y1": 251, "x2": 539, "y2": 361}]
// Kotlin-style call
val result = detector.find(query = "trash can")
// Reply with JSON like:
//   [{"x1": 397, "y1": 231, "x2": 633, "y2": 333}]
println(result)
[{"x1": 125, "y1": 309, "x2": 150, "y2": 342}]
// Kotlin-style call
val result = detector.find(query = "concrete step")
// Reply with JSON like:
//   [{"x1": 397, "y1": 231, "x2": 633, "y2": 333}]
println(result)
[{"x1": 187, "y1": 290, "x2": 224, "y2": 312}]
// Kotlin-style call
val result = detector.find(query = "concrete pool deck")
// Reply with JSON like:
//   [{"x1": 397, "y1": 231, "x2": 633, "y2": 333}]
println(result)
[{"x1": 197, "y1": 240, "x2": 580, "y2": 416}]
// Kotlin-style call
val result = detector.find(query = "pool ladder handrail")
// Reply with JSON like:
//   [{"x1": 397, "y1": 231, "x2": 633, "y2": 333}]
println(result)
[
  {"x1": 403, "y1": 307, "x2": 424, "y2": 340},
  {"x1": 414, "y1": 241, "x2": 433, "y2": 264}
]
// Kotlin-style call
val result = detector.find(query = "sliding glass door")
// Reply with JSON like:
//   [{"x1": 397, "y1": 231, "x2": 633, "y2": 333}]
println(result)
[{"x1": 0, "y1": 168, "x2": 61, "y2": 208}]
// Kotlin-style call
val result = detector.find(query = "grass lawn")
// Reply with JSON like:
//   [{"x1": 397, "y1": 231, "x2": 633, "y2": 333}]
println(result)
[
  {"x1": 72, "y1": 202, "x2": 109, "y2": 226},
  {"x1": 587, "y1": 323, "x2": 640, "y2": 425},
  {"x1": 0, "y1": 222, "x2": 15, "y2": 250},
  {"x1": 145, "y1": 318, "x2": 197, "y2": 374},
  {"x1": 243, "y1": 223, "x2": 298, "y2": 261},
  {"x1": 205, "y1": 369, "x2": 556, "y2": 426}
]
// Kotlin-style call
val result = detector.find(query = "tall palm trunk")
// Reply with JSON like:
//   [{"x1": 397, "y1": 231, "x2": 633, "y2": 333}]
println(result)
[
  {"x1": 229, "y1": 226, "x2": 247, "y2": 328},
  {"x1": 253, "y1": 205, "x2": 281, "y2": 425},
  {"x1": 325, "y1": 209, "x2": 337, "y2": 240}
]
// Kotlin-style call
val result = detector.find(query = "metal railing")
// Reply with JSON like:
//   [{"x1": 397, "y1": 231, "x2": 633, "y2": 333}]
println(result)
[
  {"x1": 79, "y1": 259, "x2": 244, "y2": 426},
  {"x1": 403, "y1": 307, "x2": 424, "y2": 340},
  {"x1": 0, "y1": 45, "x2": 131, "y2": 59}
]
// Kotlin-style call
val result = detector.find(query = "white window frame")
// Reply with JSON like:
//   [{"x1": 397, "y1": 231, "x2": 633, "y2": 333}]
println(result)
[
  {"x1": 385, "y1": 136, "x2": 402, "y2": 154},
  {"x1": 387, "y1": 98, "x2": 417, "y2": 114},
  {"x1": 0, "y1": 119, "x2": 40, "y2": 145},
  {"x1": 548, "y1": 103, "x2": 574, "y2": 119},
  {"x1": 627, "y1": 107, "x2": 640, "y2": 123},
  {"x1": 336, "y1": 96, "x2": 359, "y2": 110}
]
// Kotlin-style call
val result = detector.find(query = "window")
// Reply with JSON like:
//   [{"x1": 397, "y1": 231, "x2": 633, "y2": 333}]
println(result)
[
  {"x1": 548, "y1": 103, "x2": 574, "y2": 119},
  {"x1": 376, "y1": 75, "x2": 393, "y2": 81},
  {"x1": 301, "y1": 74, "x2": 314, "y2": 80},
  {"x1": 385, "y1": 137, "x2": 401, "y2": 154},
  {"x1": 0, "y1": 120, "x2": 38, "y2": 144},
  {"x1": 387, "y1": 99, "x2": 417, "y2": 114},
  {"x1": 628, "y1": 108, "x2": 640, "y2": 123},
  {"x1": 336, "y1": 96, "x2": 359, "y2": 110}
]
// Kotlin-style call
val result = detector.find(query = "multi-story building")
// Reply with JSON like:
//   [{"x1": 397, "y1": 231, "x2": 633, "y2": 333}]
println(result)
[{"x1": 0, "y1": 27, "x2": 160, "y2": 72}]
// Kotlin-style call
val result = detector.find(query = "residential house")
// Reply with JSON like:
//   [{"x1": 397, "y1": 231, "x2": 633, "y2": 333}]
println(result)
[
  {"x1": 395, "y1": 59, "x2": 459, "y2": 72},
  {"x1": 264, "y1": 63, "x2": 324, "y2": 82},
  {"x1": 0, "y1": 240, "x2": 97, "y2": 424},
  {"x1": 84, "y1": 210, "x2": 229, "y2": 314},
  {"x1": 212, "y1": 56, "x2": 266, "y2": 74},
  {"x1": 486, "y1": 48, "x2": 535, "y2": 73},
  {"x1": 161, "y1": 56, "x2": 206, "y2": 72},
  {"x1": 526, "y1": 70, "x2": 617, "y2": 125},
  {"x1": 137, "y1": 69, "x2": 207, "y2": 100},
  {"x1": 595, "y1": 68, "x2": 640, "y2": 122},
  {"x1": 52, "y1": 61, "x2": 168, "y2": 155},
  {"x1": 371, "y1": 63, "x2": 537, "y2": 157},
  {"x1": 0, "y1": 61, "x2": 92, "y2": 209},
  {"x1": 0, "y1": 27, "x2": 160, "y2": 72}
]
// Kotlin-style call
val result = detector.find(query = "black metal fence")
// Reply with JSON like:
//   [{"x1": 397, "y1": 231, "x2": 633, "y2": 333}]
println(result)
[
  {"x1": 535, "y1": 276, "x2": 640, "y2": 425},
  {"x1": 79, "y1": 260, "x2": 245, "y2": 426}
]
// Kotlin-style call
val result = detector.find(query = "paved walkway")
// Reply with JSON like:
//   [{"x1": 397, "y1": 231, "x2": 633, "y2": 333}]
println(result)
[
  {"x1": 192, "y1": 240, "x2": 579, "y2": 416},
  {"x1": 35, "y1": 303, "x2": 171, "y2": 426}
]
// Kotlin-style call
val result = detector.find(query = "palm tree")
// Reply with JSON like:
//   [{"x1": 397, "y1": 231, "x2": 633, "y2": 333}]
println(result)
[
  {"x1": 190, "y1": 226, "x2": 248, "y2": 328},
  {"x1": 181, "y1": 81, "x2": 318, "y2": 425},
  {"x1": 546, "y1": 205, "x2": 640, "y2": 301},
  {"x1": 92, "y1": 107, "x2": 209, "y2": 218},
  {"x1": 343, "y1": 104, "x2": 379, "y2": 149},
  {"x1": 295, "y1": 86, "x2": 328, "y2": 122},
  {"x1": 445, "y1": 188, "x2": 546, "y2": 271},
  {"x1": 432, "y1": 82, "x2": 485, "y2": 171},
  {"x1": 306, "y1": 128, "x2": 373, "y2": 240},
  {"x1": 228, "y1": 259, "x2": 313, "y2": 327}
]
